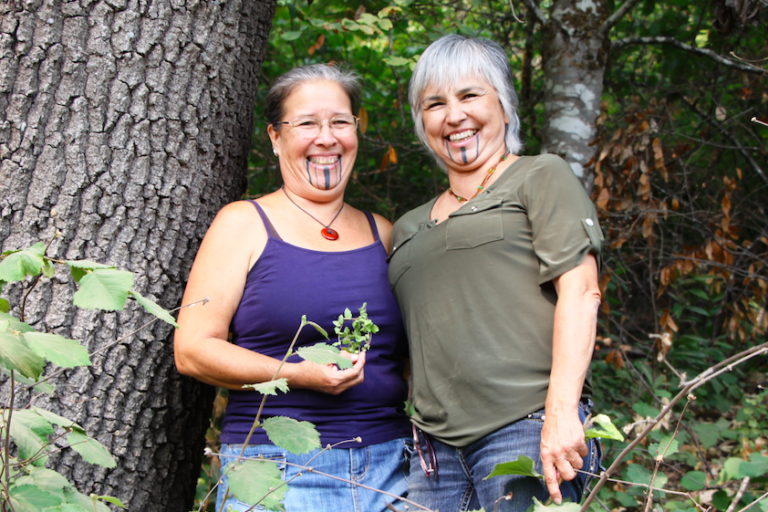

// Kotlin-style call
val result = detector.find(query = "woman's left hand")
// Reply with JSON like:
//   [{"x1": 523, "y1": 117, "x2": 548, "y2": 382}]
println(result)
[{"x1": 540, "y1": 410, "x2": 587, "y2": 500}]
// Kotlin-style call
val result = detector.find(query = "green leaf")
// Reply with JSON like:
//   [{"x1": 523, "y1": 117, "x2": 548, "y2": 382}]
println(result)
[
  {"x1": 689, "y1": 288, "x2": 709, "y2": 300},
  {"x1": 722, "y1": 454, "x2": 768, "y2": 480},
  {"x1": 530, "y1": 497, "x2": 581, "y2": 512},
  {"x1": 0, "y1": 243, "x2": 46, "y2": 282},
  {"x1": 32, "y1": 407, "x2": 85, "y2": 433},
  {"x1": 296, "y1": 343, "x2": 353, "y2": 369},
  {"x1": 382, "y1": 55, "x2": 411, "y2": 66},
  {"x1": 8, "y1": 484, "x2": 61, "y2": 512},
  {"x1": 227, "y1": 459, "x2": 286, "y2": 511},
  {"x1": 585, "y1": 414, "x2": 625, "y2": 441},
  {"x1": 96, "y1": 495, "x2": 126, "y2": 508},
  {"x1": 263, "y1": 416, "x2": 320, "y2": 455},
  {"x1": 15, "y1": 467, "x2": 71, "y2": 498},
  {"x1": 67, "y1": 431, "x2": 117, "y2": 468},
  {"x1": 243, "y1": 378, "x2": 290, "y2": 396},
  {"x1": 305, "y1": 320, "x2": 328, "y2": 340},
  {"x1": 0, "y1": 365, "x2": 54, "y2": 395},
  {"x1": 0, "y1": 330, "x2": 46, "y2": 380},
  {"x1": 712, "y1": 490, "x2": 730, "y2": 511},
  {"x1": 0, "y1": 297, "x2": 9, "y2": 313},
  {"x1": 23, "y1": 332, "x2": 91, "y2": 368},
  {"x1": 687, "y1": 305, "x2": 710, "y2": 317},
  {"x1": 484, "y1": 455, "x2": 542, "y2": 480},
  {"x1": 63, "y1": 488, "x2": 110, "y2": 512},
  {"x1": 0, "y1": 311, "x2": 34, "y2": 333},
  {"x1": 649, "y1": 436, "x2": 679, "y2": 458},
  {"x1": 693, "y1": 422, "x2": 722, "y2": 449},
  {"x1": 72, "y1": 269, "x2": 133, "y2": 310},
  {"x1": 65, "y1": 260, "x2": 115, "y2": 283},
  {"x1": 9, "y1": 409, "x2": 53, "y2": 463},
  {"x1": 128, "y1": 290, "x2": 178, "y2": 328},
  {"x1": 341, "y1": 19, "x2": 361, "y2": 31},
  {"x1": 0, "y1": 319, "x2": 8, "y2": 331},
  {"x1": 377, "y1": 18, "x2": 393, "y2": 31},
  {"x1": 42, "y1": 258, "x2": 55, "y2": 278},
  {"x1": 681, "y1": 470, "x2": 707, "y2": 491},
  {"x1": 625, "y1": 464, "x2": 667, "y2": 498},
  {"x1": 45, "y1": 504, "x2": 90, "y2": 512},
  {"x1": 281, "y1": 31, "x2": 303, "y2": 41}
]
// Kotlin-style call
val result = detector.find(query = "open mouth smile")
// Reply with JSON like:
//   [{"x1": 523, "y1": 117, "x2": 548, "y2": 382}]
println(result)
[
  {"x1": 308, "y1": 156, "x2": 340, "y2": 165},
  {"x1": 447, "y1": 130, "x2": 478, "y2": 142}
]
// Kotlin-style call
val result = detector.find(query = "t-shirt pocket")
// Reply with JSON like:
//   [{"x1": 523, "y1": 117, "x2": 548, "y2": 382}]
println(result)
[{"x1": 446, "y1": 198, "x2": 504, "y2": 250}]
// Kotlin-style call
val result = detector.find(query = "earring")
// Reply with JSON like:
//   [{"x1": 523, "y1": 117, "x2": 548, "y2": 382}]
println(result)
[{"x1": 273, "y1": 149, "x2": 278, "y2": 156}]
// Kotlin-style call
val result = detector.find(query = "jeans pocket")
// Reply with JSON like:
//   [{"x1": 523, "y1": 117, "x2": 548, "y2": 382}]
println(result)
[{"x1": 402, "y1": 438, "x2": 415, "y2": 483}]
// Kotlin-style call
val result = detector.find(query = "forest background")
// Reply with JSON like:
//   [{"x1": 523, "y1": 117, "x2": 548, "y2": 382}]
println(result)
[
  {"x1": 204, "y1": 0, "x2": 768, "y2": 511},
  {"x1": 0, "y1": 0, "x2": 767, "y2": 511}
]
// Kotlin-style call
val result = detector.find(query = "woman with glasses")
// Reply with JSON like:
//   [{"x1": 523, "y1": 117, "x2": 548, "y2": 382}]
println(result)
[
  {"x1": 388, "y1": 35, "x2": 603, "y2": 512},
  {"x1": 174, "y1": 64, "x2": 411, "y2": 512}
]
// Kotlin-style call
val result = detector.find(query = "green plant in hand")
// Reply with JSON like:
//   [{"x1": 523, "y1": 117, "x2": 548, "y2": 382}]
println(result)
[{"x1": 332, "y1": 303, "x2": 379, "y2": 354}]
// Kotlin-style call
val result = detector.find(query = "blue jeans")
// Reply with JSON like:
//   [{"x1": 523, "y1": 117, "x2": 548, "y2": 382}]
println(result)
[
  {"x1": 407, "y1": 402, "x2": 601, "y2": 512},
  {"x1": 216, "y1": 437, "x2": 411, "y2": 512}
]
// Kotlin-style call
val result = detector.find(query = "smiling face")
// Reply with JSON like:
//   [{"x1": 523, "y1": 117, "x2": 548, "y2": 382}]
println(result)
[
  {"x1": 268, "y1": 80, "x2": 358, "y2": 193},
  {"x1": 420, "y1": 77, "x2": 509, "y2": 173}
]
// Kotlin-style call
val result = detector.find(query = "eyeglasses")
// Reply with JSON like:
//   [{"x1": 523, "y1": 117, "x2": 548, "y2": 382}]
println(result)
[
  {"x1": 277, "y1": 115, "x2": 359, "y2": 137},
  {"x1": 412, "y1": 424, "x2": 437, "y2": 478}
]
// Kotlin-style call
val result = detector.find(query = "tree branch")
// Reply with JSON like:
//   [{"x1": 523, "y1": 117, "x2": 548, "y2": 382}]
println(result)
[
  {"x1": 599, "y1": 0, "x2": 645, "y2": 37},
  {"x1": 519, "y1": 0, "x2": 547, "y2": 25},
  {"x1": 612, "y1": 36, "x2": 768, "y2": 76}
]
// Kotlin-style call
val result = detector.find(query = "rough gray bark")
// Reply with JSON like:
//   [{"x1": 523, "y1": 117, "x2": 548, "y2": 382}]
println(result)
[
  {"x1": 539, "y1": 0, "x2": 608, "y2": 192},
  {"x1": 0, "y1": 0, "x2": 274, "y2": 510}
]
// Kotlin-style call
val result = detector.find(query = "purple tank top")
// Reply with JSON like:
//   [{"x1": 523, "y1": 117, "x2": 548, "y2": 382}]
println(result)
[{"x1": 220, "y1": 201, "x2": 411, "y2": 447}]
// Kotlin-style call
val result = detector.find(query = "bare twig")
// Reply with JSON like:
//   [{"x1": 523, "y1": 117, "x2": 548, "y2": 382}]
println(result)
[
  {"x1": 752, "y1": 117, "x2": 768, "y2": 128},
  {"x1": 519, "y1": 0, "x2": 547, "y2": 25},
  {"x1": 726, "y1": 477, "x2": 751, "y2": 512},
  {"x1": 580, "y1": 341, "x2": 768, "y2": 512},
  {"x1": 22, "y1": 297, "x2": 210, "y2": 391},
  {"x1": 612, "y1": 37, "x2": 768, "y2": 76},
  {"x1": 506, "y1": 0, "x2": 525, "y2": 23},
  {"x1": 738, "y1": 491, "x2": 768, "y2": 512},
  {"x1": 599, "y1": 0, "x2": 645, "y2": 37}
]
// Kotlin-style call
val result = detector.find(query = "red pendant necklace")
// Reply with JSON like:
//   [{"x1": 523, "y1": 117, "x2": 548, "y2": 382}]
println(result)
[
  {"x1": 282, "y1": 186, "x2": 344, "y2": 241},
  {"x1": 448, "y1": 152, "x2": 509, "y2": 203}
]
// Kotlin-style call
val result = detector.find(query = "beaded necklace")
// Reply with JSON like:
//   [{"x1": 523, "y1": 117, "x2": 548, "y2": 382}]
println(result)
[{"x1": 447, "y1": 152, "x2": 509, "y2": 203}]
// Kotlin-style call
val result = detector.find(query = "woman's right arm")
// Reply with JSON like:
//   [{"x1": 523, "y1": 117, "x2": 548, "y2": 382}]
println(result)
[{"x1": 173, "y1": 201, "x2": 365, "y2": 394}]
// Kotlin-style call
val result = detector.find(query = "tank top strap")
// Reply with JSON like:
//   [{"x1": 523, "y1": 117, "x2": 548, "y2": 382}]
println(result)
[
  {"x1": 364, "y1": 211, "x2": 380, "y2": 243},
  {"x1": 247, "y1": 200, "x2": 283, "y2": 241}
]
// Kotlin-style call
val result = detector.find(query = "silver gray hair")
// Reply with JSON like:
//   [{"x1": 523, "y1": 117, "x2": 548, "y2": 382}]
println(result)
[
  {"x1": 265, "y1": 64, "x2": 362, "y2": 129},
  {"x1": 409, "y1": 34, "x2": 522, "y2": 169}
]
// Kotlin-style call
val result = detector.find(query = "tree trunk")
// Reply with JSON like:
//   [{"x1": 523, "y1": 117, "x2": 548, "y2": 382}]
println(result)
[
  {"x1": 0, "y1": 0, "x2": 274, "y2": 510},
  {"x1": 540, "y1": 0, "x2": 608, "y2": 192}
]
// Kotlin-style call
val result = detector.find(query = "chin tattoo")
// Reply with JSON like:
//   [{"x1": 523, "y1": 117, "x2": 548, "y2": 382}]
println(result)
[{"x1": 306, "y1": 157, "x2": 343, "y2": 190}]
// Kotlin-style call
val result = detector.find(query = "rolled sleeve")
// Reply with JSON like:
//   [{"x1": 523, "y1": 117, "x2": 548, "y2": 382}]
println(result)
[{"x1": 522, "y1": 155, "x2": 603, "y2": 285}]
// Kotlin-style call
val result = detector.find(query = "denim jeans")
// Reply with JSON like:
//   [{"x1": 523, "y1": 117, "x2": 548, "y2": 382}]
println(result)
[
  {"x1": 407, "y1": 401, "x2": 601, "y2": 512},
  {"x1": 216, "y1": 437, "x2": 411, "y2": 512}
]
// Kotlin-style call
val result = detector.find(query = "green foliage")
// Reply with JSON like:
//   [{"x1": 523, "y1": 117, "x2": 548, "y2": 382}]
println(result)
[
  {"x1": 332, "y1": 303, "x2": 379, "y2": 353},
  {"x1": 243, "y1": 378, "x2": 290, "y2": 396},
  {"x1": 530, "y1": 497, "x2": 581, "y2": 512},
  {"x1": 262, "y1": 417, "x2": 321, "y2": 455},
  {"x1": 227, "y1": 460, "x2": 287, "y2": 512},
  {"x1": 66, "y1": 432, "x2": 117, "y2": 469},
  {"x1": 0, "y1": 238, "x2": 179, "y2": 511},
  {"x1": 584, "y1": 414, "x2": 624, "y2": 442},
  {"x1": 484, "y1": 455, "x2": 542, "y2": 480},
  {"x1": 296, "y1": 342, "x2": 353, "y2": 369}
]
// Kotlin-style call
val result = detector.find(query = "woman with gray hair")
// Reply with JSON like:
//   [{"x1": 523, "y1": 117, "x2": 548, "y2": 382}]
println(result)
[
  {"x1": 175, "y1": 64, "x2": 411, "y2": 511},
  {"x1": 388, "y1": 34, "x2": 603, "y2": 511}
]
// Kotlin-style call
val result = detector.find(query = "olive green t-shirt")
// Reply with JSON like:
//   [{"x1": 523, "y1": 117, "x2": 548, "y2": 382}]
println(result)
[{"x1": 388, "y1": 154, "x2": 603, "y2": 447}]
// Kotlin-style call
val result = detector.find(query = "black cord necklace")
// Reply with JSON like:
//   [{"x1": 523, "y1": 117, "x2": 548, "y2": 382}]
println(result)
[{"x1": 282, "y1": 186, "x2": 344, "y2": 241}]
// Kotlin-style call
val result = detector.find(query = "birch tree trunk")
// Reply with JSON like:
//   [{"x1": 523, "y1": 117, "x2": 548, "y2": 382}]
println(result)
[
  {"x1": 540, "y1": 0, "x2": 608, "y2": 192},
  {"x1": 0, "y1": 0, "x2": 274, "y2": 509}
]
